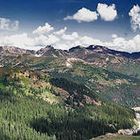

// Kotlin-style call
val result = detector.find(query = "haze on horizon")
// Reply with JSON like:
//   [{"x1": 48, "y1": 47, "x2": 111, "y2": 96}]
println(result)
[{"x1": 0, "y1": 0, "x2": 140, "y2": 52}]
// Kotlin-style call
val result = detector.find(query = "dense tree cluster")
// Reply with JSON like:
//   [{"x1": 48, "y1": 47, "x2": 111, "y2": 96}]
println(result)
[{"x1": 0, "y1": 89, "x2": 135, "y2": 140}]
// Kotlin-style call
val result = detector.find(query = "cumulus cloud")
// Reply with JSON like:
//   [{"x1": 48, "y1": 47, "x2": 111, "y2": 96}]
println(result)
[
  {"x1": 64, "y1": 3, "x2": 118, "y2": 22},
  {"x1": 107, "y1": 35, "x2": 140, "y2": 52},
  {"x1": 1, "y1": 31, "x2": 140, "y2": 52},
  {"x1": 112, "y1": 34, "x2": 118, "y2": 38},
  {"x1": 62, "y1": 32, "x2": 79, "y2": 40},
  {"x1": 64, "y1": 7, "x2": 98, "y2": 22},
  {"x1": 54, "y1": 27, "x2": 67, "y2": 35},
  {"x1": 97, "y1": 3, "x2": 117, "y2": 21},
  {"x1": 34, "y1": 34, "x2": 60, "y2": 47},
  {"x1": 1, "y1": 21, "x2": 140, "y2": 53},
  {"x1": 33, "y1": 22, "x2": 54, "y2": 35},
  {"x1": 0, "y1": 33, "x2": 35, "y2": 50},
  {"x1": 33, "y1": 35, "x2": 48, "y2": 47},
  {"x1": 129, "y1": 4, "x2": 140, "y2": 31},
  {"x1": 0, "y1": 18, "x2": 19, "y2": 31},
  {"x1": 79, "y1": 36, "x2": 104, "y2": 46},
  {"x1": 57, "y1": 33, "x2": 140, "y2": 52}
]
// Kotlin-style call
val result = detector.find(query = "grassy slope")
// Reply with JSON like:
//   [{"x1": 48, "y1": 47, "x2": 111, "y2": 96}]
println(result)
[
  {"x1": 107, "y1": 59, "x2": 140, "y2": 78},
  {"x1": 47, "y1": 60, "x2": 140, "y2": 107}
]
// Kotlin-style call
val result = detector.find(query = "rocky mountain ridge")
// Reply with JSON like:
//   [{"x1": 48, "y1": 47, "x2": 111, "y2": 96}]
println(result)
[{"x1": 1, "y1": 45, "x2": 140, "y2": 59}]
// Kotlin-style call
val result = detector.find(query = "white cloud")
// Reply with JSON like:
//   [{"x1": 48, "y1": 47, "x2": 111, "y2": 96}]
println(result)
[
  {"x1": 107, "y1": 35, "x2": 140, "y2": 52},
  {"x1": 129, "y1": 5, "x2": 140, "y2": 31},
  {"x1": 62, "y1": 32, "x2": 79, "y2": 40},
  {"x1": 64, "y1": 7, "x2": 98, "y2": 22},
  {"x1": 55, "y1": 43, "x2": 70, "y2": 50},
  {"x1": 0, "y1": 33, "x2": 59, "y2": 50},
  {"x1": 46, "y1": 34, "x2": 60, "y2": 44},
  {"x1": 112, "y1": 34, "x2": 118, "y2": 38},
  {"x1": 54, "y1": 27, "x2": 67, "y2": 35},
  {"x1": 34, "y1": 34, "x2": 60, "y2": 47},
  {"x1": 33, "y1": 35, "x2": 48, "y2": 46},
  {"x1": 55, "y1": 33, "x2": 140, "y2": 52},
  {"x1": 0, "y1": 18, "x2": 19, "y2": 31},
  {"x1": 0, "y1": 33, "x2": 35, "y2": 50},
  {"x1": 33, "y1": 22, "x2": 54, "y2": 35},
  {"x1": 97, "y1": 3, "x2": 117, "y2": 21},
  {"x1": 79, "y1": 36, "x2": 104, "y2": 46},
  {"x1": 79, "y1": 36, "x2": 94, "y2": 45},
  {"x1": 1, "y1": 21, "x2": 140, "y2": 53},
  {"x1": 1, "y1": 31, "x2": 140, "y2": 53}
]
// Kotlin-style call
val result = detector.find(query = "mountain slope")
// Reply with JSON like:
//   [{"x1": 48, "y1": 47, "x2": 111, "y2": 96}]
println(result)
[
  {"x1": 1, "y1": 45, "x2": 140, "y2": 107},
  {"x1": 0, "y1": 67, "x2": 136, "y2": 140},
  {"x1": 1, "y1": 45, "x2": 140, "y2": 79},
  {"x1": 0, "y1": 45, "x2": 140, "y2": 139}
]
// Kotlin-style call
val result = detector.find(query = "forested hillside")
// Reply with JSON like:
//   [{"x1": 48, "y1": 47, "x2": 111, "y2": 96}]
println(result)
[{"x1": 0, "y1": 45, "x2": 140, "y2": 139}]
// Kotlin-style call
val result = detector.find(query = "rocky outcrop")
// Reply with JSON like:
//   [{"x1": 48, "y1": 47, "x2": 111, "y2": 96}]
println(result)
[
  {"x1": 118, "y1": 129, "x2": 140, "y2": 135},
  {"x1": 118, "y1": 107, "x2": 140, "y2": 136},
  {"x1": 36, "y1": 45, "x2": 68, "y2": 57}
]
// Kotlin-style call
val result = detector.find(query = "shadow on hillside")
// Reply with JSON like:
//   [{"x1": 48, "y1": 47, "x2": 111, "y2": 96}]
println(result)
[{"x1": 30, "y1": 117, "x2": 116, "y2": 140}]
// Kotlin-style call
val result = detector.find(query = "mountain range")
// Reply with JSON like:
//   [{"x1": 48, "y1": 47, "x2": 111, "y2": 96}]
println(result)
[
  {"x1": 1, "y1": 45, "x2": 140, "y2": 59},
  {"x1": 0, "y1": 45, "x2": 140, "y2": 139},
  {"x1": 1, "y1": 44, "x2": 140, "y2": 77}
]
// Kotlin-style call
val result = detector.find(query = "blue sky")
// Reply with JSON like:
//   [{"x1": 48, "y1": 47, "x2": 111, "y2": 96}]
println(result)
[
  {"x1": 0, "y1": 0, "x2": 140, "y2": 52},
  {"x1": 0, "y1": 0, "x2": 138, "y2": 36}
]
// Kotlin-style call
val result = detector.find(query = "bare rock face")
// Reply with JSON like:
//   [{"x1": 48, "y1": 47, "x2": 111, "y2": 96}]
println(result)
[
  {"x1": 118, "y1": 129, "x2": 135, "y2": 135},
  {"x1": 36, "y1": 45, "x2": 54, "y2": 55},
  {"x1": 36, "y1": 45, "x2": 68, "y2": 57},
  {"x1": 118, "y1": 108, "x2": 140, "y2": 136}
]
